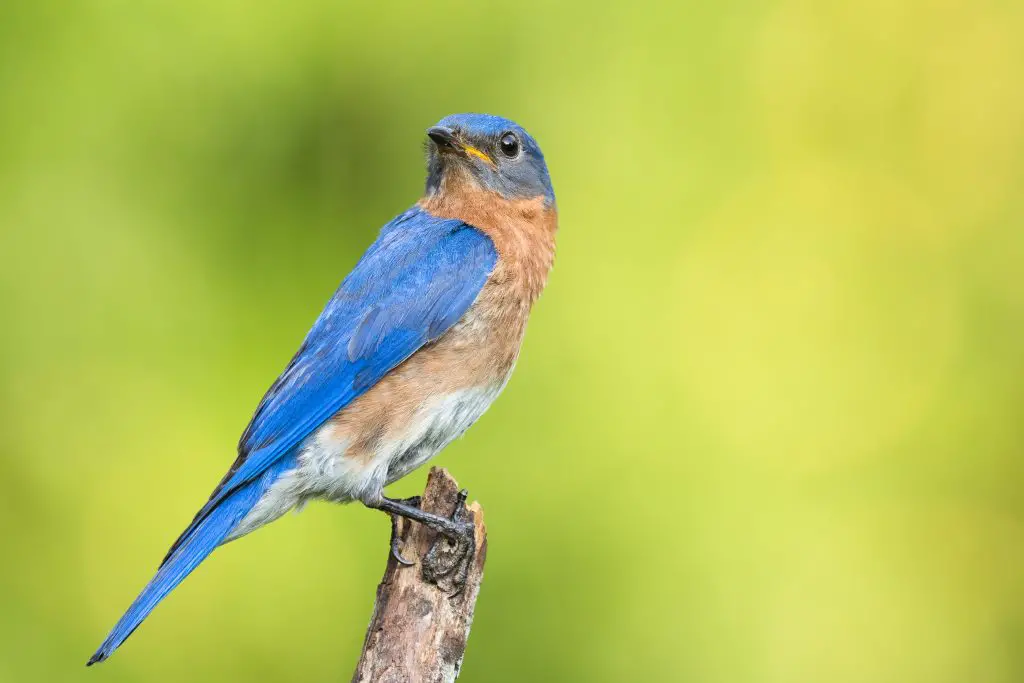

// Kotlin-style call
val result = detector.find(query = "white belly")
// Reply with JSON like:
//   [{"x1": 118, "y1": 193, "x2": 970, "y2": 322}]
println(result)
[
  {"x1": 380, "y1": 382, "x2": 506, "y2": 486},
  {"x1": 227, "y1": 381, "x2": 506, "y2": 541}
]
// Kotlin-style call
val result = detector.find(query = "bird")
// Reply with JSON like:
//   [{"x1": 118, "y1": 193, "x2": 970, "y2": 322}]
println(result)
[{"x1": 87, "y1": 113, "x2": 557, "y2": 665}]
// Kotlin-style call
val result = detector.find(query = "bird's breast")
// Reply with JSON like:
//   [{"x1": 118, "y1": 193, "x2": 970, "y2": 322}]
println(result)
[{"x1": 418, "y1": 188, "x2": 558, "y2": 313}]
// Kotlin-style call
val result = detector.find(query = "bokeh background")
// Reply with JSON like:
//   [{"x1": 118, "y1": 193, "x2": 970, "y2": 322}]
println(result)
[{"x1": 2, "y1": 0, "x2": 1022, "y2": 681}]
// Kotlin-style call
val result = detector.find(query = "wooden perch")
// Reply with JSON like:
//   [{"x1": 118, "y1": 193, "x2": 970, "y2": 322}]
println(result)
[{"x1": 352, "y1": 467, "x2": 488, "y2": 683}]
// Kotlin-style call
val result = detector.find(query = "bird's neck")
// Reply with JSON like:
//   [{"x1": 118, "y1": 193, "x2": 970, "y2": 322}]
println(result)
[{"x1": 419, "y1": 189, "x2": 557, "y2": 307}]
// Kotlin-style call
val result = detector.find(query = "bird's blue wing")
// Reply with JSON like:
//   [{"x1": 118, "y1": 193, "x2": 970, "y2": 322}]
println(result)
[{"x1": 166, "y1": 206, "x2": 497, "y2": 561}]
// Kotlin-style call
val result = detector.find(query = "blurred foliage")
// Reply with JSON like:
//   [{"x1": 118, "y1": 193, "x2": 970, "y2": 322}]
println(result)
[{"x1": 1, "y1": 0, "x2": 1023, "y2": 681}]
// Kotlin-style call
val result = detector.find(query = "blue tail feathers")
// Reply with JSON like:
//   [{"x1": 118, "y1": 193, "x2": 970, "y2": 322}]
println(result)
[{"x1": 87, "y1": 456, "x2": 294, "y2": 665}]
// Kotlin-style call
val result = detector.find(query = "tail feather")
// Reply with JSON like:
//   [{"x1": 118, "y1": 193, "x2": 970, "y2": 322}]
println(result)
[{"x1": 87, "y1": 456, "x2": 294, "y2": 665}]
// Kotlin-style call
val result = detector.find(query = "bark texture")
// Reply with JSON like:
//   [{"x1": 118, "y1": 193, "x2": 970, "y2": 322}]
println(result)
[{"x1": 352, "y1": 467, "x2": 487, "y2": 683}]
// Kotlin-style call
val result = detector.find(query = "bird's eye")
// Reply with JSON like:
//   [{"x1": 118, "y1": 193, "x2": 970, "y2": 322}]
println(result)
[{"x1": 498, "y1": 132, "x2": 520, "y2": 158}]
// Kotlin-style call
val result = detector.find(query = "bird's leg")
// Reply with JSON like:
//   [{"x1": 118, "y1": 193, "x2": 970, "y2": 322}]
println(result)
[
  {"x1": 368, "y1": 491, "x2": 475, "y2": 592},
  {"x1": 372, "y1": 493, "x2": 473, "y2": 545}
]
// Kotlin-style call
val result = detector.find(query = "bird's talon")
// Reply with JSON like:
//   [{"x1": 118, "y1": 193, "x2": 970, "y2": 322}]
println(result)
[
  {"x1": 391, "y1": 546, "x2": 415, "y2": 566},
  {"x1": 388, "y1": 514, "x2": 415, "y2": 567}
]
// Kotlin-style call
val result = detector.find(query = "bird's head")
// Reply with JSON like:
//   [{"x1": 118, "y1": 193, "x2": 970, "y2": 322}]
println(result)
[{"x1": 424, "y1": 113, "x2": 554, "y2": 206}]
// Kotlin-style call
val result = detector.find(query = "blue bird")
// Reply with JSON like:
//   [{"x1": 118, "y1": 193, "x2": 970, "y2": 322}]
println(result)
[{"x1": 88, "y1": 114, "x2": 557, "y2": 665}]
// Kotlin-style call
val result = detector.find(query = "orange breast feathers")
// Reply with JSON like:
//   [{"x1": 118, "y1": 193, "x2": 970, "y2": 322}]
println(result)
[{"x1": 419, "y1": 186, "x2": 558, "y2": 323}]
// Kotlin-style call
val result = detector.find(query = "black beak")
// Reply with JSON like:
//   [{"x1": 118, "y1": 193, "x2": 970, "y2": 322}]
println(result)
[{"x1": 427, "y1": 126, "x2": 460, "y2": 151}]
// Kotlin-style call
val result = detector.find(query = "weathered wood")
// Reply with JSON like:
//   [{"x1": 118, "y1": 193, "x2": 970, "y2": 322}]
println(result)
[{"x1": 352, "y1": 467, "x2": 487, "y2": 683}]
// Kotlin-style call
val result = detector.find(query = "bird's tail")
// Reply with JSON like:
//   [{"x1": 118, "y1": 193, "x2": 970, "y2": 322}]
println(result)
[{"x1": 87, "y1": 460, "x2": 289, "y2": 666}]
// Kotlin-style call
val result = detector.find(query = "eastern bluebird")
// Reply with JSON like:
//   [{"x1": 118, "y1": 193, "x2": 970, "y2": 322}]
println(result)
[{"x1": 88, "y1": 113, "x2": 557, "y2": 665}]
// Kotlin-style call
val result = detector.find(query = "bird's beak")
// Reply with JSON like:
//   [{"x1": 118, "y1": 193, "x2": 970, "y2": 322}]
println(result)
[
  {"x1": 427, "y1": 126, "x2": 495, "y2": 167},
  {"x1": 427, "y1": 126, "x2": 458, "y2": 150}
]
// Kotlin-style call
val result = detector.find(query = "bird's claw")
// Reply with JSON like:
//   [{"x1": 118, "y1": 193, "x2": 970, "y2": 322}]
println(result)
[
  {"x1": 389, "y1": 513, "x2": 415, "y2": 566},
  {"x1": 387, "y1": 496, "x2": 422, "y2": 567}
]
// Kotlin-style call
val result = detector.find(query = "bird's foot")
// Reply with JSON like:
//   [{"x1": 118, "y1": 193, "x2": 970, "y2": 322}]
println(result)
[
  {"x1": 422, "y1": 489, "x2": 475, "y2": 594},
  {"x1": 371, "y1": 490, "x2": 475, "y2": 593}
]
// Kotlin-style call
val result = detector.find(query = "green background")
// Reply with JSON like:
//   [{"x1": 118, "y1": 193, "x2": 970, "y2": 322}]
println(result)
[{"x1": 2, "y1": 0, "x2": 1022, "y2": 681}]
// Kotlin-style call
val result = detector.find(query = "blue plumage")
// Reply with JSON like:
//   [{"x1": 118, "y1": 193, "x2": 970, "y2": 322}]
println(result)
[{"x1": 88, "y1": 206, "x2": 497, "y2": 664}]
